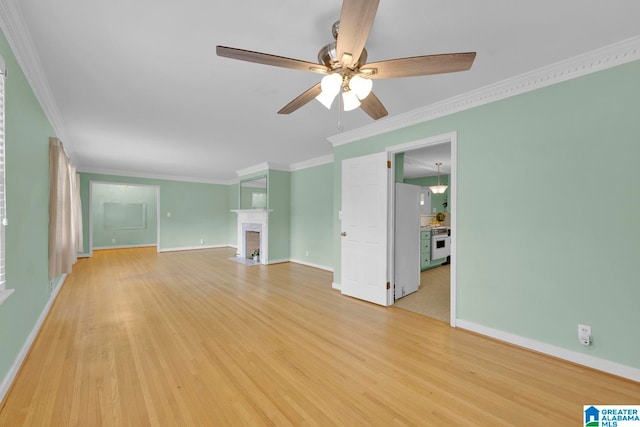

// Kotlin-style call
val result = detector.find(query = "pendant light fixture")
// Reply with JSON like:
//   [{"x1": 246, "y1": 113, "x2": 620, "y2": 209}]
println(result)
[{"x1": 429, "y1": 162, "x2": 448, "y2": 194}]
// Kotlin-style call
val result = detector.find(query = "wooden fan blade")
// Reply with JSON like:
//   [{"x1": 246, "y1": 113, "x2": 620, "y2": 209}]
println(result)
[
  {"x1": 360, "y1": 52, "x2": 476, "y2": 79},
  {"x1": 336, "y1": 0, "x2": 380, "y2": 68},
  {"x1": 360, "y1": 92, "x2": 388, "y2": 120},
  {"x1": 216, "y1": 46, "x2": 328, "y2": 74},
  {"x1": 278, "y1": 83, "x2": 322, "y2": 115}
]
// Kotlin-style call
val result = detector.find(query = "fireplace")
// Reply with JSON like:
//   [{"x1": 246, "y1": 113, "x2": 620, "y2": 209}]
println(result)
[
  {"x1": 232, "y1": 209, "x2": 272, "y2": 265},
  {"x1": 243, "y1": 226, "x2": 261, "y2": 258}
]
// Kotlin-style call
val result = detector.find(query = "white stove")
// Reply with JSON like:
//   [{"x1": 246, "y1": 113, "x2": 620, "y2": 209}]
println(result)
[{"x1": 431, "y1": 227, "x2": 450, "y2": 260}]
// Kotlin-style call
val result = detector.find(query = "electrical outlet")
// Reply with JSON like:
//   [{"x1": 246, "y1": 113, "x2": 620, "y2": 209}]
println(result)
[
  {"x1": 578, "y1": 324, "x2": 592, "y2": 346},
  {"x1": 167, "y1": 212, "x2": 171, "y2": 217},
  {"x1": 305, "y1": 250, "x2": 309, "y2": 257},
  {"x1": 112, "y1": 238, "x2": 116, "y2": 243},
  {"x1": 578, "y1": 324, "x2": 591, "y2": 335},
  {"x1": 200, "y1": 238, "x2": 205, "y2": 244}
]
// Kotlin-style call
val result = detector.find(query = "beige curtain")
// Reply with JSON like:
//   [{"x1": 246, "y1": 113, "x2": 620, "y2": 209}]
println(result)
[{"x1": 49, "y1": 137, "x2": 82, "y2": 279}]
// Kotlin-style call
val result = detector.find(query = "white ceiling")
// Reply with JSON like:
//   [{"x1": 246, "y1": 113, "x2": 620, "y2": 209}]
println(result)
[
  {"x1": 5, "y1": 1, "x2": 640, "y2": 182},
  {"x1": 402, "y1": 142, "x2": 451, "y2": 179}
]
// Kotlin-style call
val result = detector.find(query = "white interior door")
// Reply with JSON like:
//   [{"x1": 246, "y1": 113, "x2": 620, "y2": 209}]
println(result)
[
  {"x1": 340, "y1": 152, "x2": 390, "y2": 306},
  {"x1": 394, "y1": 183, "x2": 420, "y2": 299}
]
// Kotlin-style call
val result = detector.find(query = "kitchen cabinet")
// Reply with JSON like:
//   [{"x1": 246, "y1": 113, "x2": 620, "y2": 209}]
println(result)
[
  {"x1": 420, "y1": 228, "x2": 447, "y2": 271},
  {"x1": 420, "y1": 230, "x2": 431, "y2": 270}
]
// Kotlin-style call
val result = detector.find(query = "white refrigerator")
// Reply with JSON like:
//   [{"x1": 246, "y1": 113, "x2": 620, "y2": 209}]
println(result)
[{"x1": 394, "y1": 183, "x2": 421, "y2": 300}]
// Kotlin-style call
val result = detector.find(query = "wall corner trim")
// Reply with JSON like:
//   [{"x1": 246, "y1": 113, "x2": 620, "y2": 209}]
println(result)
[
  {"x1": 327, "y1": 35, "x2": 640, "y2": 146},
  {"x1": 331, "y1": 282, "x2": 341, "y2": 291},
  {"x1": 0, "y1": 274, "x2": 68, "y2": 405},
  {"x1": 456, "y1": 319, "x2": 640, "y2": 382}
]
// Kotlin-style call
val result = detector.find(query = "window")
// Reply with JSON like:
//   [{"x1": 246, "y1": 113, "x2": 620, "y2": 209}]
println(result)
[{"x1": 0, "y1": 54, "x2": 12, "y2": 304}]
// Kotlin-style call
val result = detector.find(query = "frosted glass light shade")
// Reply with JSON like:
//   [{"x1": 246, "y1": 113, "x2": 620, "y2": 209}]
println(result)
[
  {"x1": 316, "y1": 90, "x2": 337, "y2": 109},
  {"x1": 429, "y1": 185, "x2": 448, "y2": 194},
  {"x1": 342, "y1": 90, "x2": 361, "y2": 111},
  {"x1": 321, "y1": 73, "x2": 342, "y2": 93},
  {"x1": 315, "y1": 73, "x2": 342, "y2": 109},
  {"x1": 348, "y1": 75, "x2": 373, "y2": 100}
]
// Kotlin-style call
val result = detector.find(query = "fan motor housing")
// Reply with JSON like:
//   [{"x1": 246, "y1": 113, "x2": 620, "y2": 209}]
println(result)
[{"x1": 317, "y1": 20, "x2": 367, "y2": 69}]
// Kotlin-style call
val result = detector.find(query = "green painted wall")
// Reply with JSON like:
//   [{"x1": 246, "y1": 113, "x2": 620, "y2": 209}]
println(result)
[
  {"x1": 290, "y1": 163, "x2": 334, "y2": 269},
  {"x1": 404, "y1": 175, "x2": 450, "y2": 213},
  {"x1": 394, "y1": 153, "x2": 404, "y2": 183},
  {"x1": 267, "y1": 170, "x2": 291, "y2": 261},
  {"x1": 227, "y1": 183, "x2": 238, "y2": 248},
  {"x1": 80, "y1": 173, "x2": 230, "y2": 252},
  {"x1": 333, "y1": 59, "x2": 640, "y2": 369},
  {"x1": 91, "y1": 183, "x2": 158, "y2": 248},
  {"x1": 0, "y1": 32, "x2": 61, "y2": 388}
]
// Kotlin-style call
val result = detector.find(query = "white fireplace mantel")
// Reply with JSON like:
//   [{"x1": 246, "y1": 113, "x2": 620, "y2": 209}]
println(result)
[{"x1": 231, "y1": 209, "x2": 273, "y2": 265}]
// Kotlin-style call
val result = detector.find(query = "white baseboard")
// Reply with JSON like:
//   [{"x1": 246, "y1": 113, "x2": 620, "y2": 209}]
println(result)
[
  {"x1": 289, "y1": 258, "x2": 334, "y2": 272},
  {"x1": 266, "y1": 258, "x2": 290, "y2": 265},
  {"x1": 456, "y1": 320, "x2": 640, "y2": 382},
  {"x1": 158, "y1": 244, "x2": 230, "y2": 253},
  {"x1": 0, "y1": 274, "x2": 68, "y2": 405},
  {"x1": 332, "y1": 282, "x2": 341, "y2": 291},
  {"x1": 92, "y1": 244, "x2": 156, "y2": 250},
  {"x1": 77, "y1": 253, "x2": 91, "y2": 258}
]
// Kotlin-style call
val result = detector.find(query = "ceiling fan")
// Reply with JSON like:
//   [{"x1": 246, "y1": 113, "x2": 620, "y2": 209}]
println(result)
[{"x1": 216, "y1": 0, "x2": 476, "y2": 120}]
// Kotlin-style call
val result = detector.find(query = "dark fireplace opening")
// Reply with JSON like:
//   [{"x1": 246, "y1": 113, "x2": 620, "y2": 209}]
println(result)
[{"x1": 245, "y1": 231, "x2": 260, "y2": 258}]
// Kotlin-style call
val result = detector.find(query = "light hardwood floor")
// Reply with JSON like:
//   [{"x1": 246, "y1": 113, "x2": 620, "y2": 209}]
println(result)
[{"x1": 1, "y1": 248, "x2": 638, "y2": 426}]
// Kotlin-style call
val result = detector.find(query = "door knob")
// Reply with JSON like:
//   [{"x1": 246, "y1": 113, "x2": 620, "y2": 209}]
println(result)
[{"x1": 340, "y1": 232, "x2": 347, "y2": 237}]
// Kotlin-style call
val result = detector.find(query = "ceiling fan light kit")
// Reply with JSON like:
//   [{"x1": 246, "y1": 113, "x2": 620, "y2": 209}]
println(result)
[
  {"x1": 342, "y1": 89, "x2": 361, "y2": 111},
  {"x1": 216, "y1": 0, "x2": 476, "y2": 121},
  {"x1": 349, "y1": 75, "x2": 373, "y2": 100},
  {"x1": 316, "y1": 73, "x2": 343, "y2": 108}
]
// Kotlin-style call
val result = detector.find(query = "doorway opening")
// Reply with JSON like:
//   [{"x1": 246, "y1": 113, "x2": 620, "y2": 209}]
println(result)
[
  {"x1": 88, "y1": 181, "x2": 160, "y2": 255},
  {"x1": 386, "y1": 132, "x2": 457, "y2": 326}
]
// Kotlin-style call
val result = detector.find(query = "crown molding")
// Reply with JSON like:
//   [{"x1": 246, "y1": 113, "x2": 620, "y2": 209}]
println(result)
[
  {"x1": 235, "y1": 161, "x2": 289, "y2": 177},
  {"x1": 235, "y1": 162, "x2": 269, "y2": 177},
  {"x1": 289, "y1": 154, "x2": 334, "y2": 171},
  {"x1": 80, "y1": 155, "x2": 335, "y2": 185},
  {"x1": 77, "y1": 166, "x2": 234, "y2": 185},
  {"x1": 328, "y1": 35, "x2": 640, "y2": 147},
  {"x1": 0, "y1": 0, "x2": 74, "y2": 158}
]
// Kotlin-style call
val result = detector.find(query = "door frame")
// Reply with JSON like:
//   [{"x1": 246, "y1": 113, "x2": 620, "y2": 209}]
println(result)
[
  {"x1": 88, "y1": 180, "x2": 161, "y2": 256},
  {"x1": 386, "y1": 131, "x2": 458, "y2": 326}
]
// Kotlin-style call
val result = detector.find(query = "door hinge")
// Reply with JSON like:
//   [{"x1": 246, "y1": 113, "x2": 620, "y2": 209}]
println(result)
[
  {"x1": 387, "y1": 160, "x2": 391, "y2": 169},
  {"x1": 386, "y1": 282, "x2": 391, "y2": 289}
]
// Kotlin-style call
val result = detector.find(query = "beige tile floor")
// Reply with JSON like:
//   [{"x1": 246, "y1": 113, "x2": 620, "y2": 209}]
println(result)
[{"x1": 394, "y1": 264, "x2": 450, "y2": 322}]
